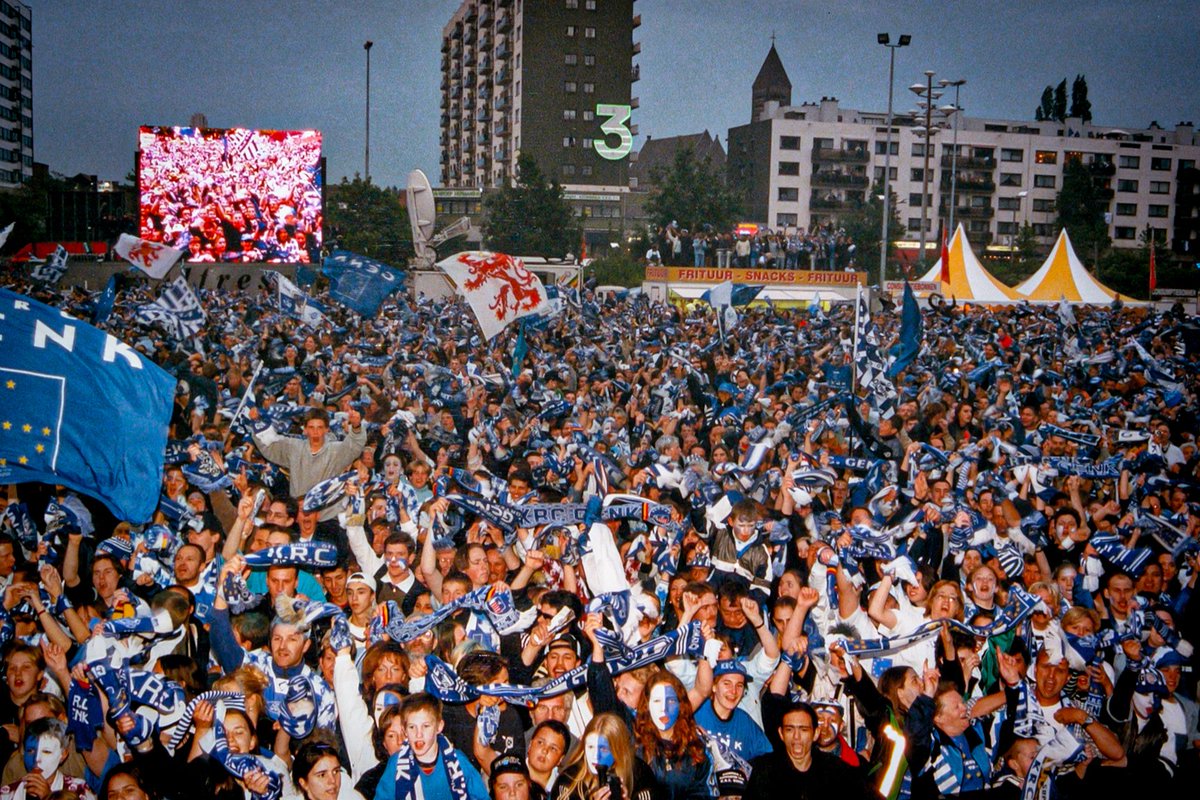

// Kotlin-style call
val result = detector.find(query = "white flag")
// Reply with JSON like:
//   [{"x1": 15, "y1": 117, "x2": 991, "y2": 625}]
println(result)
[
  {"x1": 265, "y1": 270, "x2": 327, "y2": 327},
  {"x1": 0, "y1": 222, "x2": 13, "y2": 251},
  {"x1": 113, "y1": 233, "x2": 184, "y2": 279},
  {"x1": 436, "y1": 251, "x2": 548, "y2": 340}
]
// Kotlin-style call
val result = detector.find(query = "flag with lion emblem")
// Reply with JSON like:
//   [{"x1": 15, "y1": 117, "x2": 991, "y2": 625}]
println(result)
[{"x1": 437, "y1": 251, "x2": 549, "y2": 339}]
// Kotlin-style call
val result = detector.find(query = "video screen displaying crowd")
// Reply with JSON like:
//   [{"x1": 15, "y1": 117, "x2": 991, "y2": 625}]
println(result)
[
  {"x1": 137, "y1": 127, "x2": 323, "y2": 266},
  {"x1": 647, "y1": 223, "x2": 858, "y2": 271},
  {"x1": 0, "y1": 263, "x2": 1197, "y2": 800}
]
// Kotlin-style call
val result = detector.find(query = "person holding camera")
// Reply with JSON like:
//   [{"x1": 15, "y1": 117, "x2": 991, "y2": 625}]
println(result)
[{"x1": 553, "y1": 713, "x2": 657, "y2": 800}]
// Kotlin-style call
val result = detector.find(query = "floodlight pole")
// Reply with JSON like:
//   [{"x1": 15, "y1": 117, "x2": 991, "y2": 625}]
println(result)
[
  {"x1": 878, "y1": 34, "x2": 909, "y2": 288},
  {"x1": 365, "y1": 41, "x2": 374, "y2": 183}
]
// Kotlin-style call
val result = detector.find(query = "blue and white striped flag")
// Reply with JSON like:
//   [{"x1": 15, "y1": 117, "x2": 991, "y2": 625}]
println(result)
[
  {"x1": 30, "y1": 245, "x2": 69, "y2": 285},
  {"x1": 853, "y1": 283, "x2": 897, "y2": 420},
  {"x1": 135, "y1": 277, "x2": 205, "y2": 340},
  {"x1": 266, "y1": 270, "x2": 327, "y2": 327}
]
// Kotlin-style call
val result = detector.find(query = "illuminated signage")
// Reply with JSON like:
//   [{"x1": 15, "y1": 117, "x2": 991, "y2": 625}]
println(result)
[{"x1": 593, "y1": 103, "x2": 633, "y2": 160}]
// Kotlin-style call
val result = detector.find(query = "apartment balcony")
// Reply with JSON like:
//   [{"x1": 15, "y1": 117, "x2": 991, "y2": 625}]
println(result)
[
  {"x1": 810, "y1": 192, "x2": 864, "y2": 211},
  {"x1": 939, "y1": 204, "x2": 995, "y2": 220},
  {"x1": 479, "y1": 54, "x2": 491, "y2": 72},
  {"x1": 1097, "y1": 187, "x2": 1115, "y2": 201},
  {"x1": 497, "y1": 12, "x2": 511, "y2": 32},
  {"x1": 463, "y1": 26, "x2": 474, "y2": 44},
  {"x1": 463, "y1": 50, "x2": 475, "y2": 67},
  {"x1": 478, "y1": 131, "x2": 490, "y2": 145},
  {"x1": 440, "y1": 113, "x2": 449, "y2": 127},
  {"x1": 496, "y1": 41, "x2": 511, "y2": 59},
  {"x1": 477, "y1": 109, "x2": 491, "y2": 122},
  {"x1": 442, "y1": 38, "x2": 450, "y2": 54},
  {"x1": 811, "y1": 147, "x2": 870, "y2": 164},
  {"x1": 940, "y1": 154, "x2": 995, "y2": 170},
  {"x1": 631, "y1": 64, "x2": 640, "y2": 82},
  {"x1": 440, "y1": 95, "x2": 449, "y2": 110},
  {"x1": 942, "y1": 175, "x2": 996, "y2": 193},
  {"x1": 633, "y1": 41, "x2": 642, "y2": 55},
  {"x1": 1089, "y1": 159, "x2": 1116, "y2": 177},
  {"x1": 496, "y1": 66, "x2": 511, "y2": 83},
  {"x1": 633, "y1": 13, "x2": 641, "y2": 28},
  {"x1": 630, "y1": 123, "x2": 638, "y2": 136},
  {"x1": 479, "y1": 6, "x2": 492, "y2": 25},
  {"x1": 495, "y1": 94, "x2": 508, "y2": 110},
  {"x1": 495, "y1": 118, "x2": 509, "y2": 135},
  {"x1": 495, "y1": 147, "x2": 509, "y2": 161},
  {"x1": 811, "y1": 172, "x2": 869, "y2": 188},
  {"x1": 630, "y1": 96, "x2": 639, "y2": 109}
]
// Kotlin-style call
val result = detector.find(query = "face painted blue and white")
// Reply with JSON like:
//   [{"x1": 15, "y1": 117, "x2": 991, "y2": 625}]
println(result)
[
  {"x1": 649, "y1": 683, "x2": 680, "y2": 733},
  {"x1": 584, "y1": 732, "x2": 614, "y2": 775},
  {"x1": 373, "y1": 689, "x2": 404, "y2": 727}
]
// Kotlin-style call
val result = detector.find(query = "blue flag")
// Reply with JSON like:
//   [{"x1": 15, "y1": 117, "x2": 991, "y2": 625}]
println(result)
[
  {"x1": 0, "y1": 288, "x2": 176, "y2": 522},
  {"x1": 511, "y1": 320, "x2": 529, "y2": 379},
  {"x1": 730, "y1": 283, "x2": 765, "y2": 307},
  {"x1": 886, "y1": 280, "x2": 923, "y2": 378},
  {"x1": 322, "y1": 250, "x2": 406, "y2": 317},
  {"x1": 93, "y1": 276, "x2": 117, "y2": 325}
]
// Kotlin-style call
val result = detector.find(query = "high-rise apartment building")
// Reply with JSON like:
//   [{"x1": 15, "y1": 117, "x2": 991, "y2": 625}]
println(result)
[
  {"x1": 439, "y1": 0, "x2": 639, "y2": 191},
  {"x1": 0, "y1": 0, "x2": 31, "y2": 188},
  {"x1": 728, "y1": 48, "x2": 1200, "y2": 257}
]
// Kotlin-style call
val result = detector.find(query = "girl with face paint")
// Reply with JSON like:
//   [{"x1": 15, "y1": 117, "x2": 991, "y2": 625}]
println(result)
[
  {"x1": 631, "y1": 675, "x2": 712, "y2": 800},
  {"x1": 557, "y1": 713, "x2": 659, "y2": 800}
]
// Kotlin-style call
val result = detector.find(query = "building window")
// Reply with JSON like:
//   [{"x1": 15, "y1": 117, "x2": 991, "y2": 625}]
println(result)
[
  {"x1": 1113, "y1": 226, "x2": 1136, "y2": 240},
  {"x1": 582, "y1": 82, "x2": 594, "y2": 93},
  {"x1": 911, "y1": 143, "x2": 926, "y2": 157},
  {"x1": 999, "y1": 172, "x2": 1022, "y2": 187},
  {"x1": 582, "y1": 109, "x2": 594, "y2": 121},
  {"x1": 564, "y1": 53, "x2": 577, "y2": 65},
  {"x1": 1148, "y1": 204, "x2": 1169, "y2": 217},
  {"x1": 566, "y1": 0, "x2": 578, "y2": 7},
  {"x1": 1115, "y1": 203, "x2": 1137, "y2": 216},
  {"x1": 563, "y1": 164, "x2": 576, "y2": 175},
  {"x1": 584, "y1": 27, "x2": 596, "y2": 38},
  {"x1": 780, "y1": 135, "x2": 800, "y2": 150},
  {"x1": 778, "y1": 161, "x2": 800, "y2": 176},
  {"x1": 563, "y1": 136, "x2": 576, "y2": 147},
  {"x1": 586, "y1": 0, "x2": 596, "y2": 9},
  {"x1": 1035, "y1": 150, "x2": 1057, "y2": 165},
  {"x1": 969, "y1": 220, "x2": 989, "y2": 234},
  {"x1": 875, "y1": 140, "x2": 899, "y2": 156},
  {"x1": 1032, "y1": 198, "x2": 1054, "y2": 213},
  {"x1": 1150, "y1": 180, "x2": 1170, "y2": 194},
  {"x1": 908, "y1": 192, "x2": 930, "y2": 207},
  {"x1": 584, "y1": 54, "x2": 595, "y2": 66},
  {"x1": 1034, "y1": 174, "x2": 1056, "y2": 188},
  {"x1": 564, "y1": 81, "x2": 577, "y2": 93},
  {"x1": 997, "y1": 221, "x2": 1017, "y2": 235},
  {"x1": 563, "y1": 109, "x2": 576, "y2": 120},
  {"x1": 1118, "y1": 155, "x2": 1140, "y2": 169},
  {"x1": 873, "y1": 166, "x2": 898, "y2": 181},
  {"x1": 777, "y1": 213, "x2": 798, "y2": 226},
  {"x1": 581, "y1": 164, "x2": 592, "y2": 176},
  {"x1": 907, "y1": 217, "x2": 931, "y2": 232},
  {"x1": 998, "y1": 197, "x2": 1020, "y2": 211},
  {"x1": 1151, "y1": 157, "x2": 1172, "y2": 171},
  {"x1": 910, "y1": 168, "x2": 925, "y2": 181},
  {"x1": 1001, "y1": 148, "x2": 1023, "y2": 162},
  {"x1": 1117, "y1": 178, "x2": 1138, "y2": 192},
  {"x1": 565, "y1": 25, "x2": 576, "y2": 36},
  {"x1": 1180, "y1": 159, "x2": 1195, "y2": 170},
  {"x1": 778, "y1": 187, "x2": 799, "y2": 202}
]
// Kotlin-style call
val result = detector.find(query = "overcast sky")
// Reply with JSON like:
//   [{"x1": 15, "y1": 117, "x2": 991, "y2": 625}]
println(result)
[{"x1": 31, "y1": 0, "x2": 1200, "y2": 189}]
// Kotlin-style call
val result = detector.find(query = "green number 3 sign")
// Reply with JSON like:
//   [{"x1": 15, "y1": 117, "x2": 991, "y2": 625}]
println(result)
[{"x1": 593, "y1": 103, "x2": 633, "y2": 161}]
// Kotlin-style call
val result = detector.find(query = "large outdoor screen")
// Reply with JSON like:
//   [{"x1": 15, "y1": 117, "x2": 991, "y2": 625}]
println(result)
[{"x1": 138, "y1": 126, "x2": 323, "y2": 264}]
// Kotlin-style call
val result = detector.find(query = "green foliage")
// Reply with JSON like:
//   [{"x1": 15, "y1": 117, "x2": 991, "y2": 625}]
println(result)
[
  {"x1": 838, "y1": 182, "x2": 903, "y2": 283},
  {"x1": 1055, "y1": 159, "x2": 1110, "y2": 262},
  {"x1": 483, "y1": 153, "x2": 579, "y2": 259},
  {"x1": 586, "y1": 251, "x2": 644, "y2": 288},
  {"x1": 1036, "y1": 86, "x2": 1054, "y2": 122},
  {"x1": 644, "y1": 146, "x2": 742, "y2": 232},
  {"x1": 325, "y1": 175, "x2": 413, "y2": 266},
  {"x1": 1053, "y1": 80, "x2": 1068, "y2": 122},
  {"x1": 988, "y1": 222, "x2": 1043, "y2": 286},
  {"x1": 1070, "y1": 74, "x2": 1093, "y2": 123}
]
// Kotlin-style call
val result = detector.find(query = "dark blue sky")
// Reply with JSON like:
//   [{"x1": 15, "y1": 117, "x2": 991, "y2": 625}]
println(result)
[{"x1": 32, "y1": 0, "x2": 1200, "y2": 189}]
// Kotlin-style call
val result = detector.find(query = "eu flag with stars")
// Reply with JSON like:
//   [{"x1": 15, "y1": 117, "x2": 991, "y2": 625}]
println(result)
[{"x1": 0, "y1": 288, "x2": 176, "y2": 522}]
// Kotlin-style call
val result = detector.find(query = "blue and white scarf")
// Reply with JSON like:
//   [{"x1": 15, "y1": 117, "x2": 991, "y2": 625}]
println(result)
[{"x1": 392, "y1": 735, "x2": 469, "y2": 800}]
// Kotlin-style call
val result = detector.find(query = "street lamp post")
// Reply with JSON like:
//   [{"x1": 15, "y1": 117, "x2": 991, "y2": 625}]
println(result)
[
  {"x1": 877, "y1": 33, "x2": 910, "y2": 287},
  {"x1": 910, "y1": 70, "x2": 940, "y2": 270},
  {"x1": 1011, "y1": 189, "x2": 1028, "y2": 270},
  {"x1": 364, "y1": 40, "x2": 374, "y2": 183},
  {"x1": 939, "y1": 78, "x2": 966, "y2": 235}
]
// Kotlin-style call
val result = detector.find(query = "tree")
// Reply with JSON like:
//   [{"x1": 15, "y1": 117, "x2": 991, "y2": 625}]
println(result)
[
  {"x1": 325, "y1": 175, "x2": 413, "y2": 266},
  {"x1": 1037, "y1": 86, "x2": 1055, "y2": 122},
  {"x1": 1056, "y1": 158, "x2": 1110, "y2": 264},
  {"x1": 587, "y1": 251, "x2": 644, "y2": 287},
  {"x1": 1053, "y1": 79, "x2": 1068, "y2": 122},
  {"x1": 839, "y1": 182, "x2": 902, "y2": 284},
  {"x1": 483, "y1": 153, "x2": 579, "y2": 259},
  {"x1": 1070, "y1": 74, "x2": 1093, "y2": 122},
  {"x1": 991, "y1": 221, "x2": 1042, "y2": 286},
  {"x1": 644, "y1": 146, "x2": 742, "y2": 232}
]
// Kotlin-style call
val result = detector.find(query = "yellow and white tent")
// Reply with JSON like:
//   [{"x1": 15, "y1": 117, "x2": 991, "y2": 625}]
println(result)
[
  {"x1": 1014, "y1": 229, "x2": 1136, "y2": 303},
  {"x1": 917, "y1": 223, "x2": 1024, "y2": 303}
]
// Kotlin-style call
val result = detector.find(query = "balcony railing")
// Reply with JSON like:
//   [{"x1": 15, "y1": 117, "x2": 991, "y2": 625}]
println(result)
[
  {"x1": 940, "y1": 154, "x2": 995, "y2": 170},
  {"x1": 811, "y1": 147, "x2": 870, "y2": 164},
  {"x1": 811, "y1": 172, "x2": 869, "y2": 188},
  {"x1": 810, "y1": 193, "x2": 864, "y2": 210},
  {"x1": 942, "y1": 176, "x2": 996, "y2": 193},
  {"x1": 631, "y1": 64, "x2": 640, "y2": 82},
  {"x1": 939, "y1": 204, "x2": 995, "y2": 220}
]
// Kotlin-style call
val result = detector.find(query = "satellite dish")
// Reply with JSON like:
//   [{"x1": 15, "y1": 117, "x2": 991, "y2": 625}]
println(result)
[{"x1": 406, "y1": 169, "x2": 436, "y2": 261}]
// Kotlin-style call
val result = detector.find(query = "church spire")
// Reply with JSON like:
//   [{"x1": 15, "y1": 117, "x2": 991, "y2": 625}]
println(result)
[{"x1": 751, "y1": 44, "x2": 792, "y2": 122}]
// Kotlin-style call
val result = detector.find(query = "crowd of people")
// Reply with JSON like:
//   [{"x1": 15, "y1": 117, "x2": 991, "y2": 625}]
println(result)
[
  {"x1": 138, "y1": 127, "x2": 323, "y2": 265},
  {"x1": 0, "y1": 263, "x2": 1198, "y2": 800},
  {"x1": 647, "y1": 224, "x2": 858, "y2": 272}
]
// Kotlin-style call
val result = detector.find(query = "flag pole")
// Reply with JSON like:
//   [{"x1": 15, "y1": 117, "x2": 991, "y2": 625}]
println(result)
[{"x1": 229, "y1": 360, "x2": 265, "y2": 431}]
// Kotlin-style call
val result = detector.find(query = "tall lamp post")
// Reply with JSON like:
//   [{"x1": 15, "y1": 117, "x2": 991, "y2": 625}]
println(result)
[
  {"x1": 364, "y1": 40, "x2": 374, "y2": 183},
  {"x1": 1010, "y1": 190, "x2": 1028, "y2": 269},
  {"x1": 909, "y1": 70, "x2": 942, "y2": 270},
  {"x1": 939, "y1": 78, "x2": 966, "y2": 235},
  {"x1": 877, "y1": 33, "x2": 910, "y2": 287}
]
